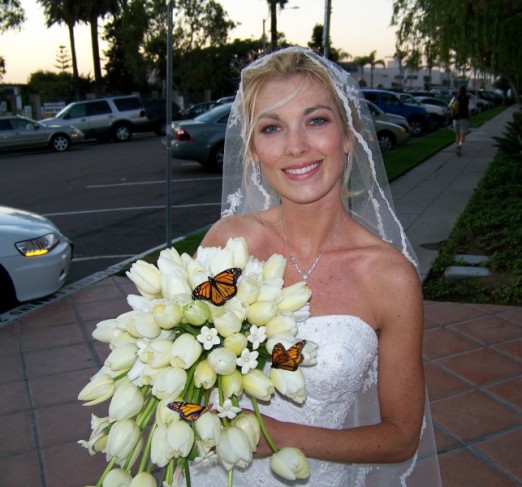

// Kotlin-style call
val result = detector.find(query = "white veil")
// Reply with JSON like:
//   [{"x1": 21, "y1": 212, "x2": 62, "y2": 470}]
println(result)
[{"x1": 217, "y1": 47, "x2": 440, "y2": 486}]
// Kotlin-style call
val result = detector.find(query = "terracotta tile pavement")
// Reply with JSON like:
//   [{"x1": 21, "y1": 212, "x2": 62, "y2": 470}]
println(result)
[{"x1": 0, "y1": 278, "x2": 521, "y2": 486}]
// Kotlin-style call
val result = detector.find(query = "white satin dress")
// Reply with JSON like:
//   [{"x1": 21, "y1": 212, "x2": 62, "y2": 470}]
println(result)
[{"x1": 190, "y1": 315, "x2": 441, "y2": 486}]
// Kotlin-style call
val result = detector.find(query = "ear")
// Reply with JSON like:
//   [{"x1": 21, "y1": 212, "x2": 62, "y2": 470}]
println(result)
[{"x1": 343, "y1": 134, "x2": 352, "y2": 154}]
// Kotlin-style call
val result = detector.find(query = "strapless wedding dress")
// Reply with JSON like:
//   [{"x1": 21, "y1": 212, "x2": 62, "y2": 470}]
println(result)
[{"x1": 190, "y1": 315, "x2": 441, "y2": 486}]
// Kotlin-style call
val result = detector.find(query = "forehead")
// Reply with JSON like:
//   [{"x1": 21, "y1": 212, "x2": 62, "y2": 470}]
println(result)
[{"x1": 254, "y1": 74, "x2": 333, "y2": 114}]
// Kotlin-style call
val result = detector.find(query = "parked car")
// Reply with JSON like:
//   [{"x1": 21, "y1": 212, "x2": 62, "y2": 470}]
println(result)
[
  {"x1": 168, "y1": 103, "x2": 231, "y2": 170},
  {"x1": 179, "y1": 101, "x2": 219, "y2": 120},
  {"x1": 362, "y1": 89, "x2": 430, "y2": 136},
  {"x1": 411, "y1": 95, "x2": 450, "y2": 127},
  {"x1": 0, "y1": 205, "x2": 72, "y2": 312},
  {"x1": 41, "y1": 95, "x2": 149, "y2": 142},
  {"x1": 142, "y1": 99, "x2": 182, "y2": 136},
  {"x1": 373, "y1": 119, "x2": 410, "y2": 152},
  {"x1": 215, "y1": 96, "x2": 236, "y2": 104},
  {"x1": 0, "y1": 115, "x2": 84, "y2": 152},
  {"x1": 396, "y1": 92, "x2": 447, "y2": 130},
  {"x1": 364, "y1": 100, "x2": 412, "y2": 134}
]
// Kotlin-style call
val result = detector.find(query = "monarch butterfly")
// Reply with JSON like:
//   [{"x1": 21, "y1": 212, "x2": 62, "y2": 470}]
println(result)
[
  {"x1": 192, "y1": 267, "x2": 242, "y2": 306},
  {"x1": 167, "y1": 401, "x2": 212, "y2": 423},
  {"x1": 271, "y1": 340, "x2": 307, "y2": 371}
]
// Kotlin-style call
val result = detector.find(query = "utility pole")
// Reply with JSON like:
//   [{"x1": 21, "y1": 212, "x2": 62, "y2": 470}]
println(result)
[
  {"x1": 165, "y1": 0, "x2": 175, "y2": 246},
  {"x1": 323, "y1": 0, "x2": 332, "y2": 59}
]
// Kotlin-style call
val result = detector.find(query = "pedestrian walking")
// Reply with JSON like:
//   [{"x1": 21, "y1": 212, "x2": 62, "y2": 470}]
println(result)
[{"x1": 449, "y1": 86, "x2": 470, "y2": 156}]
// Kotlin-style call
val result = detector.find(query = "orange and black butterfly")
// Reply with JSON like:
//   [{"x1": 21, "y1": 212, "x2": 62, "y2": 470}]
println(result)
[
  {"x1": 167, "y1": 401, "x2": 212, "y2": 423},
  {"x1": 192, "y1": 267, "x2": 242, "y2": 306},
  {"x1": 271, "y1": 340, "x2": 307, "y2": 371}
]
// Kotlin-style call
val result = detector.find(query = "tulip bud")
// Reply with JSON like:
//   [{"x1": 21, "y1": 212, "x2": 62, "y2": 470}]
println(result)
[
  {"x1": 270, "y1": 447, "x2": 310, "y2": 480},
  {"x1": 213, "y1": 308, "x2": 242, "y2": 337},
  {"x1": 152, "y1": 301, "x2": 184, "y2": 329},
  {"x1": 78, "y1": 374, "x2": 115, "y2": 406},
  {"x1": 150, "y1": 425, "x2": 171, "y2": 468},
  {"x1": 106, "y1": 419, "x2": 140, "y2": 461},
  {"x1": 235, "y1": 412, "x2": 261, "y2": 452},
  {"x1": 194, "y1": 359, "x2": 217, "y2": 389},
  {"x1": 152, "y1": 367, "x2": 187, "y2": 400},
  {"x1": 124, "y1": 311, "x2": 161, "y2": 339},
  {"x1": 278, "y1": 282, "x2": 312, "y2": 312},
  {"x1": 225, "y1": 237, "x2": 249, "y2": 268},
  {"x1": 195, "y1": 411, "x2": 221, "y2": 448},
  {"x1": 166, "y1": 420, "x2": 195, "y2": 458},
  {"x1": 108, "y1": 380, "x2": 144, "y2": 422},
  {"x1": 170, "y1": 334, "x2": 203, "y2": 369},
  {"x1": 269, "y1": 367, "x2": 306, "y2": 404},
  {"x1": 102, "y1": 468, "x2": 132, "y2": 487},
  {"x1": 129, "y1": 472, "x2": 157, "y2": 487},
  {"x1": 263, "y1": 253, "x2": 287, "y2": 281},
  {"x1": 216, "y1": 426, "x2": 252, "y2": 470},
  {"x1": 140, "y1": 339, "x2": 172, "y2": 369},
  {"x1": 126, "y1": 260, "x2": 162, "y2": 299},
  {"x1": 221, "y1": 369, "x2": 243, "y2": 397},
  {"x1": 183, "y1": 301, "x2": 211, "y2": 326},
  {"x1": 207, "y1": 347, "x2": 237, "y2": 375},
  {"x1": 242, "y1": 369, "x2": 275, "y2": 401},
  {"x1": 161, "y1": 271, "x2": 193, "y2": 300},
  {"x1": 264, "y1": 315, "x2": 298, "y2": 338},
  {"x1": 247, "y1": 301, "x2": 277, "y2": 326},
  {"x1": 223, "y1": 332, "x2": 248, "y2": 356},
  {"x1": 92, "y1": 319, "x2": 122, "y2": 343},
  {"x1": 105, "y1": 343, "x2": 138, "y2": 372},
  {"x1": 236, "y1": 273, "x2": 261, "y2": 304}
]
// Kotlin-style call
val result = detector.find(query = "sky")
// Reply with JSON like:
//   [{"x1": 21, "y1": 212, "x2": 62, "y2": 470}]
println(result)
[{"x1": 1, "y1": 0, "x2": 398, "y2": 85}]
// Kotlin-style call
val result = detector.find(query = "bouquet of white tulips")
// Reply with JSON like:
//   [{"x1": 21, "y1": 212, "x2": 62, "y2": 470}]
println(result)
[{"x1": 78, "y1": 237, "x2": 317, "y2": 487}]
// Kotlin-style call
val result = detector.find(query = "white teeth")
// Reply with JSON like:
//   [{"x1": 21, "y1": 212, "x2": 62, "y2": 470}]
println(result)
[{"x1": 285, "y1": 162, "x2": 319, "y2": 175}]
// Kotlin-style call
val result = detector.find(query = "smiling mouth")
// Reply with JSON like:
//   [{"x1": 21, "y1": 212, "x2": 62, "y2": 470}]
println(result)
[{"x1": 284, "y1": 161, "x2": 320, "y2": 175}]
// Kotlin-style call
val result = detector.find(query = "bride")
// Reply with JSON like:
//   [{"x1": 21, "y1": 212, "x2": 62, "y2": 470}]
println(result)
[{"x1": 191, "y1": 47, "x2": 441, "y2": 486}]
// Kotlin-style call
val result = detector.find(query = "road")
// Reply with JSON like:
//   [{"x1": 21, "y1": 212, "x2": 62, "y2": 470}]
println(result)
[{"x1": 0, "y1": 134, "x2": 222, "y2": 287}]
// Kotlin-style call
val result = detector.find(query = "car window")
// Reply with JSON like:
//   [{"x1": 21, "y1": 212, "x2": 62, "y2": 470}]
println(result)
[
  {"x1": 381, "y1": 93, "x2": 399, "y2": 105},
  {"x1": 87, "y1": 101, "x2": 112, "y2": 116},
  {"x1": 113, "y1": 97, "x2": 142, "y2": 111},
  {"x1": 11, "y1": 118, "x2": 35, "y2": 130},
  {"x1": 366, "y1": 103, "x2": 378, "y2": 116},
  {"x1": 364, "y1": 92, "x2": 378, "y2": 104},
  {"x1": 0, "y1": 120, "x2": 12, "y2": 131},
  {"x1": 68, "y1": 103, "x2": 88, "y2": 118},
  {"x1": 217, "y1": 113, "x2": 230, "y2": 124}
]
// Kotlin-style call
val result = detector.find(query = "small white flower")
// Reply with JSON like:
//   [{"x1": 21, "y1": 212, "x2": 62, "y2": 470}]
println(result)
[
  {"x1": 247, "y1": 325, "x2": 267, "y2": 350},
  {"x1": 216, "y1": 398, "x2": 242, "y2": 419},
  {"x1": 197, "y1": 325, "x2": 221, "y2": 350},
  {"x1": 236, "y1": 348, "x2": 259, "y2": 374}
]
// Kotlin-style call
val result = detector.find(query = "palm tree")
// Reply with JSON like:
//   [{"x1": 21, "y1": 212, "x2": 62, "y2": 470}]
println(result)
[
  {"x1": 353, "y1": 54, "x2": 371, "y2": 87},
  {"x1": 37, "y1": 0, "x2": 82, "y2": 99},
  {"x1": 393, "y1": 43, "x2": 409, "y2": 89},
  {"x1": 267, "y1": 0, "x2": 288, "y2": 51},
  {"x1": 367, "y1": 50, "x2": 385, "y2": 88}
]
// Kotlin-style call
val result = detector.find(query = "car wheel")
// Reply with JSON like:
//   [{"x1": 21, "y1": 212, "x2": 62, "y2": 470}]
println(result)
[
  {"x1": 409, "y1": 118, "x2": 425, "y2": 136},
  {"x1": 112, "y1": 123, "x2": 133, "y2": 142},
  {"x1": 377, "y1": 131, "x2": 395, "y2": 152},
  {"x1": 0, "y1": 265, "x2": 19, "y2": 313},
  {"x1": 208, "y1": 143, "x2": 225, "y2": 171},
  {"x1": 51, "y1": 134, "x2": 70, "y2": 152}
]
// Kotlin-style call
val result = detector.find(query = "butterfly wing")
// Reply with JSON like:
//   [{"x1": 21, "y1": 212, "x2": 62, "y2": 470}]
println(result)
[
  {"x1": 271, "y1": 340, "x2": 306, "y2": 371},
  {"x1": 192, "y1": 267, "x2": 242, "y2": 306},
  {"x1": 167, "y1": 401, "x2": 212, "y2": 423}
]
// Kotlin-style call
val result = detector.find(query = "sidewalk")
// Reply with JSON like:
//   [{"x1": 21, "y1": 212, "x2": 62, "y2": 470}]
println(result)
[{"x1": 1, "y1": 107, "x2": 521, "y2": 486}]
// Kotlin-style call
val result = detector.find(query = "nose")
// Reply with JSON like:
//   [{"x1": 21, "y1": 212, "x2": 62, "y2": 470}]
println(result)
[{"x1": 284, "y1": 127, "x2": 309, "y2": 157}]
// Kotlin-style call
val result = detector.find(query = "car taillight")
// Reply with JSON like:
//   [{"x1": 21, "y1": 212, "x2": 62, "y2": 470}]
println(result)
[{"x1": 174, "y1": 126, "x2": 192, "y2": 141}]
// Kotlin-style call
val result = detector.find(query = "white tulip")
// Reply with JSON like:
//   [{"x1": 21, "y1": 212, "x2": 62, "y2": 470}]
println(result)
[
  {"x1": 236, "y1": 273, "x2": 261, "y2": 304},
  {"x1": 155, "y1": 399, "x2": 182, "y2": 427},
  {"x1": 106, "y1": 419, "x2": 141, "y2": 461},
  {"x1": 102, "y1": 468, "x2": 132, "y2": 487},
  {"x1": 216, "y1": 426, "x2": 252, "y2": 470},
  {"x1": 110, "y1": 331, "x2": 138, "y2": 350},
  {"x1": 223, "y1": 332, "x2": 248, "y2": 356},
  {"x1": 140, "y1": 339, "x2": 172, "y2": 368},
  {"x1": 183, "y1": 301, "x2": 211, "y2": 326},
  {"x1": 126, "y1": 260, "x2": 162, "y2": 299},
  {"x1": 170, "y1": 334, "x2": 202, "y2": 369},
  {"x1": 161, "y1": 271, "x2": 193, "y2": 300},
  {"x1": 152, "y1": 367, "x2": 187, "y2": 400},
  {"x1": 150, "y1": 425, "x2": 172, "y2": 468},
  {"x1": 92, "y1": 319, "x2": 122, "y2": 343},
  {"x1": 270, "y1": 447, "x2": 310, "y2": 480},
  {"x1": 108, "y1": 380, "x2": 144, "y2": 422},
  {"x1": 152, "y1": 301, "x2": 184, "y2": 329},
  {"x1": 264, "y1": 315, "x2": 298, "y2": 338},
  {"x1": 158, "y1": 246, "x2": 184, "y2": 267},
  {"x1": 225, "y1": 237, "x2": 249, "y2": 268},
  {"x1": 124, "y1": 311, "x2": 161, "y2": 339},
  {"x1": 195, "y1": 411, "x2": 221, "y2": 448},
  {"x1": 270, "y1": 367, "x2": 306, "y2": 404},
  {"x1": 213, "y1": 308, "x2": 242, "y2": 337},
  {"x1": 105, "y1": 343, "x2": 139, "y2": 372},
  {"x1": 127, "y1": 294, "x2": 154, "y2": 312},
  {"x1": 166, "y1": 420, "x2": 195, "y2": 458},
  {"x1": 257, "y1": 284, "x2": 283, "y2": 303},
  {"x1": 207, "y1": 347, "x2": 237, "y2": 375},
  {"x1": 235, "y1": 412, "x2": 261, "y2": 452},
  {"x1": 129, "y1": 472, "x2": 157, "y2": 487},
  {"x1": 221, "y1": 369, "x2": 243, "y2": 397},
  {"x1": 194, "y1": 359, "x2": 217, "y2": 389},
  {"x1": 242, "y1": 369, "x2": 275, "y2": 401},
  {"x1": 247, "y1": 301, "x2": 277, "y2": 326},
  {"x1": 262, "y1": 253, "x2": 287, "y2": 280},
  {"x1": 278, "y1": 282, "x2": 312, "y2": 312},
  {"x1": 78, "y1": 374, "x2": 115, "y2": 406}
]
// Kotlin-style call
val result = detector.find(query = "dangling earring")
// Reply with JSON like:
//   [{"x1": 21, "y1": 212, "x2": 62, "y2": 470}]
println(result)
[{"x1": 254, "y1": 162, "x2": 262, "y2": 185}]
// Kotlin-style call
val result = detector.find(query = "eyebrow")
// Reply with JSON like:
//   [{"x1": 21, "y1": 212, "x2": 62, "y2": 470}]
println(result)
[{"x1": 257, "y1": 104, "x2": 334, "y2": 121}]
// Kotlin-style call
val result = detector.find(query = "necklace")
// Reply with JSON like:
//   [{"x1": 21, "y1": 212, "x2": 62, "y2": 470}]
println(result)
[{"x1": 280, "y1": 210, "x2": 346, "y2": 282}]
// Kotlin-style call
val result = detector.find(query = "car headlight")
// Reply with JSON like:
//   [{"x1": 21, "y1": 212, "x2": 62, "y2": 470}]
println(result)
[{"x1": 15, "y1": 232, "x2": 60, "y2": 257}]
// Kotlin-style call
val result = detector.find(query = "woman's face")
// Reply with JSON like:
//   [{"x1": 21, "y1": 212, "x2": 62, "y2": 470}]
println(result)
[{"x1": 251, "y1": 73, "x2": 350, "y2": 206}]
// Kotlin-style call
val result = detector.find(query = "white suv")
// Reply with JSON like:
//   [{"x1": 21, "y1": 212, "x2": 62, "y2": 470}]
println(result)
[{"x1": 41, "y1": 95, "x2": 149, "y2": 142}]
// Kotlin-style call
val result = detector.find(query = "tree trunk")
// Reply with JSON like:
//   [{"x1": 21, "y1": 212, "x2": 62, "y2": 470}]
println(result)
[
  {"x1": 90, "y1": 16, "x2": 104, "y2": 94},
  {"x1": 67, "y1": 21, "x2": 80, "y2": 100},
  {"x1": 270, "y1": 0, "x2": 277, "y2": 51}
]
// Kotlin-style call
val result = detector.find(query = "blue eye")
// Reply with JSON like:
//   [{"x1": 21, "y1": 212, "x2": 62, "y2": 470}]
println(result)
[
  {"x1": 309, "y1": 117, "x2": 327, "y2": 126},
  {"x1": 261, "y1": 124, "x2": 279, "y2": 134}
]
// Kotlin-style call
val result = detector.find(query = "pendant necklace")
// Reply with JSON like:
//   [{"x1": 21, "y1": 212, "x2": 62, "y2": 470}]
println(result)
[{"x1": 280, "y1": 210, "x2": 347, "y2": 282}]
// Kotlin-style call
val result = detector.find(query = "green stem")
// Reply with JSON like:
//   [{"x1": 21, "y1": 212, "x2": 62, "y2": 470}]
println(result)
[
  {"x1": 94, "y1": 456, "x2": 118, "y2": 487},
  {"x1": 228, "y1": 468, "x2": 234, "y2": 487},
  {"x1": 138, "y1": 423, "x2": 156, "y2": 473},
  {"x1": 250, "y1": 397, "x2": 279, "y2": 453}
]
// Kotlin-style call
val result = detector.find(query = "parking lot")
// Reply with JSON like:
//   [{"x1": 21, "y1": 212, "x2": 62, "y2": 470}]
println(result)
[{"x1": 0, "y1": 134, "x2": 222, "y2": 287}]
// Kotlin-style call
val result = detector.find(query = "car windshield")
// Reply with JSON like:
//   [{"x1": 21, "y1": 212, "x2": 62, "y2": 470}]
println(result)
[
  {"x1": 194, "y1": 104, "x2": 231, "y2": 123},
  {"x1": 399, "y1": 94, "x2": 421, "y2": 105}
]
